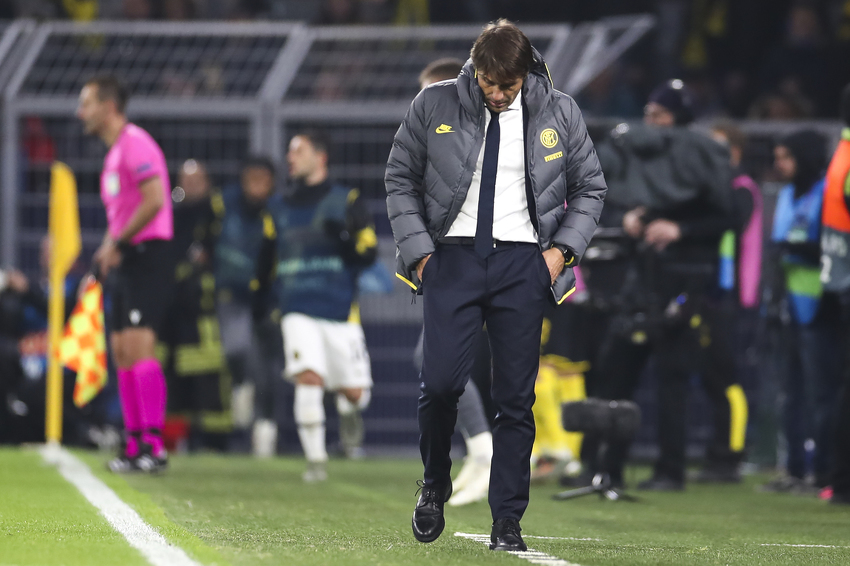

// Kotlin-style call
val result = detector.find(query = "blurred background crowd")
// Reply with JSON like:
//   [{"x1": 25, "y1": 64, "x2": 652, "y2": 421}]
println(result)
[{"x1": 4, "y1": 0, "x2": 850, "y2": 121}]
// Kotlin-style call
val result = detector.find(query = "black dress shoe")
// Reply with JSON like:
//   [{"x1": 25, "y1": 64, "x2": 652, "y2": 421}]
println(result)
[
  {"x1": 411, "y1": 480, "x2": 452, "y2": 543},
  {"x1": 637, "y1": 475, "x2": 684, "y2": 491},
  {"x1": 489, "y1": 518, "x2": 527, "y2": 551}
]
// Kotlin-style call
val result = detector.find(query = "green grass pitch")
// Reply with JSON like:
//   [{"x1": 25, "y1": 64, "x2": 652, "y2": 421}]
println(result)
[{"x1": 2, "y1": 446, "x2": 850, "y2": 565}]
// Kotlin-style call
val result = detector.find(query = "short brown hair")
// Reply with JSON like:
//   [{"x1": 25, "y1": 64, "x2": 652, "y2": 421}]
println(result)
[
  {"x1": 711, "y1": 120, "x2": 747, "y2": 151},
  {"x1": 470, "y1": 19, "x2": 533, "y2": 83},
  {"x1": 85, "y1": 75, "x2": 129, "y2": 114},
  {"x1": 419, "y1": 57, "x2": 464, "y2": 87}
]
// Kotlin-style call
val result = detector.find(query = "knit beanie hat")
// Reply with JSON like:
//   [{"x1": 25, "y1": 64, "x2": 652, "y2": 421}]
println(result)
[{"x1": 648, "y1": 79, "x2": 695, "y2": 125}]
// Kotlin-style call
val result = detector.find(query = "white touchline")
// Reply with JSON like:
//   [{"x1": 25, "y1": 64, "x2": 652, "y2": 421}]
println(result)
[
  {"x1": 760, "y1": 544, "x2": 850, "y2": 549},
  {"x1": 39, "y1": 445, "x2": 202, "y2": 566},
  {"x1": 525, "y1": 535, "x2": 603, "y2": 542},
  {"x1": 454, "y1": 532, "x2": 584, "y2": 566}
]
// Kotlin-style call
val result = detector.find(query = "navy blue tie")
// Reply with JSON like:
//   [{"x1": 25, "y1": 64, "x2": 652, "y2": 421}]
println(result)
[{"x1": 475, "y1": 110, "x2": 500, "y2": 258}]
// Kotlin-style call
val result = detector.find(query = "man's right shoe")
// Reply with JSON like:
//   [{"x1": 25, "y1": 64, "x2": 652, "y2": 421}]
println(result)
[
  {"x1": 489, "y1": 518, "x2": 527, "y2": 551},
  {"x1": 135, "y1": 443, "x2": 168, "y2": 474},
  {"x1": 411, "y1": 480, "x2": 452, "y2": 543}
]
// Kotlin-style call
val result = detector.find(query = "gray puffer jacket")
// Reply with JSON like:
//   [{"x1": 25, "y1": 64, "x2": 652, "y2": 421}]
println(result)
[{"x1": 385, "y1": 49, "x2": 607, "y2": 303}]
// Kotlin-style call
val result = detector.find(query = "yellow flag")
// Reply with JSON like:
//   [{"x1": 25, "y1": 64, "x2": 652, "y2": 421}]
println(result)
[
  {"x1": 58, "y1": 279, "x2": 107, "y2": 407},
  {"x1": 46, "y1": 162, "x2": 82, "y2": 442}
]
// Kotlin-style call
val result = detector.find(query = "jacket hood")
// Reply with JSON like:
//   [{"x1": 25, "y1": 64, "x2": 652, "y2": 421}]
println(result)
[{"x1": 457, "y1": 46, "x2": 554, "y2": 119}]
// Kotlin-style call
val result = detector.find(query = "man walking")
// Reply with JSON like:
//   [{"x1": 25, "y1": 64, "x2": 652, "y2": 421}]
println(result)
[
  {"x1": 386, "y1": 20, "x2": 606, "y2": 550},
  {"x1": 256, "y1": 130, "x2": 377, "y2": 482}
]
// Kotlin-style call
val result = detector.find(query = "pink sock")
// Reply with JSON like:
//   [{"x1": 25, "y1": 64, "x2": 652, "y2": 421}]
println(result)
[
  {"x1": 117, "y1": 368, "x2": 141, "y2": 457},
  {"x1": 132, "y1": 358, "x2": 167, "y2": 457}
]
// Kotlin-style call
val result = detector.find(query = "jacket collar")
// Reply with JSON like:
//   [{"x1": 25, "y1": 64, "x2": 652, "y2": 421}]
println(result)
[{"x1": 457, "y1": 46, "x2": 554, "y2": 121}]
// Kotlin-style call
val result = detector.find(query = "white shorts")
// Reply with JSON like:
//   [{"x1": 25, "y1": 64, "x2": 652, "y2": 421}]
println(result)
[{"x1": 281, "y1": 312, "x2": 373, "y2": 391}]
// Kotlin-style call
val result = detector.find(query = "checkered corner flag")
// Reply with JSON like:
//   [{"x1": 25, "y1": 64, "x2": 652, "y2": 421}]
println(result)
[{"x1": 57, "y1": 278, "x2": 107, "y2": 407}]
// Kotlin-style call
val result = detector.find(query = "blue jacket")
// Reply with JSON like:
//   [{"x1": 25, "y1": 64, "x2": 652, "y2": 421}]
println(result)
[
  {"x1": 257, "y1": 180, "x2": 377, "y2": 321},
  {"x1": 214, "y1": 186, "x2": 279, "y2": 305}
]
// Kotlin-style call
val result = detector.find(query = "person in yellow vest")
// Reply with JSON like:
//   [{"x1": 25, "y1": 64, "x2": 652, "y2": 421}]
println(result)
[
  {"x1": 158, "y1": 160, "x2": 233, "y2": 452},
  {"x1": 822, "y1": 84, "x2": 850, "y2": 505}
]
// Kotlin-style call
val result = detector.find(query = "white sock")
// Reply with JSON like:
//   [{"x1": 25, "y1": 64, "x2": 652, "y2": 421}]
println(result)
[
  {"x1": 336, "y1": 388, "x2": 372, "y2": 414},
  {"x1": 294, "y1": 384, "x2": 327, "y2": 463},
  {"x1": 465, "y1": 431, "x2": 493, "y2": 463}
]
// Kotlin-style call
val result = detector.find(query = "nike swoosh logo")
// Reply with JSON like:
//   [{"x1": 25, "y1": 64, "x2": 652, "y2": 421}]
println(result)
[{"x1": 435, "y1": 124, "x2": 454, "y2": 134}]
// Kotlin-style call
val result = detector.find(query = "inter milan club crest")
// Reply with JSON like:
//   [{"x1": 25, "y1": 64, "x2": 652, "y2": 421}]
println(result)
[{"x1": 540, "y1": 128, "x2": 558, "y2": 148}]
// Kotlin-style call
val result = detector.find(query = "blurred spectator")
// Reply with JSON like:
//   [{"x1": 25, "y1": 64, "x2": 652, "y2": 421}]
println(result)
[
  {"x1": 318, "y1": 0, "x2": 358, "y2": 23},
  {"x1": 575, "y1": 65, "x2": 644, "y2": 120},
  {"x1": 761, "y1": 130, "x2": 841, "y2": 493},
  {"x1": 62, "y1": 0, "x2": 99, "y2": 21},
  {"x1": 122, "y1": 0, "x2": 154, "y2": 19},
  {"x1": 315, "y1": 0, "x2": 394, "y2": 24},
  {"x1": 12, "y1": 0, "x2": 63, "y2": 17},
  {"x1": 22, "y1": 117, "x2": 56, "y2": 166},
  {"x1": 163, "y1": 0, "x2": 198, "y2": 20},
  {"x1": 719, "y1": 70, "x2": 755, "y2": 119},
  {"x1": 748, "y1": 91, "x2": 812, "y2": 120},
  {"x1": 761, "y1": 2, "x2": 828, "y2": 116}
]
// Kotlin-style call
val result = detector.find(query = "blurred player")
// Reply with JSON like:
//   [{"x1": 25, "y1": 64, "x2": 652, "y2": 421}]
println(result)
[
  {"x1": 256, "y1": 130, "x2": 377, "y2": 481},
  {"x1": 215, "y1": 156, "x2": 283, "y2": 457},
  {"x1": 77, "y1": 75, "x2": 173, "y2": 473}
]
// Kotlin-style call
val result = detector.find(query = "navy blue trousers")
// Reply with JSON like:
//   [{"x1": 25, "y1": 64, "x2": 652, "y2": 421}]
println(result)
[{"x1": 419, "y1": 242, "x2": 549, "y2": 521}]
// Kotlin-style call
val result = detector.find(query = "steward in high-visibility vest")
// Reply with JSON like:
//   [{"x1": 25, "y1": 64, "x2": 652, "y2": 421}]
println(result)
[
  {"x1": 822, "y1": 84, "x2": 850, "y2": 506},
  {"x1": 821, "y1": 127, "x2": 850, "y2": 292}
]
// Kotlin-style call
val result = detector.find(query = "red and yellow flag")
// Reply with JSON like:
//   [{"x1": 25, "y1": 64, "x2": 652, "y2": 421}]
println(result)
[{"x1": 58, "y1": 279, "x2": 107, "y2": 407}]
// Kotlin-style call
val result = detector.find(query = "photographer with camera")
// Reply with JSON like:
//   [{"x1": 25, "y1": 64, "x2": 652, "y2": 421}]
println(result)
[{"x1": 583, "y1": 80, "x2": 736, "y2": 491}]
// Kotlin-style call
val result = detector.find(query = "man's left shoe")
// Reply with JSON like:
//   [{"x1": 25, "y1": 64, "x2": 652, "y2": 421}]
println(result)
[
  {"x1": 489, "y1": 518, "x2": 527, "y2": 551},
  {"x1": 411, "y1": 481, "x2": 452, "y2": 543},
  {"x1": 135, "y1": 449, "x2": 168, "y2": 474},
  {"x1": 637, "y1": 475, "x2": 684, "y2": 491}
]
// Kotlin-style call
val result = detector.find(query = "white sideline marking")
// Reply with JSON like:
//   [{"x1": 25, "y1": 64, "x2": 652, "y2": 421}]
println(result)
[
  {"x1": 454, "y1": 532, "x2": 583, "y2": 566},
  {"x1": 39, "y1": 444, "x2": 201, "y2": 566},
  {"x1": 525, "y1": 535, "x2": 603, "y2": 542},
  {"x1": 760, "y1": 544, "x2": 850, "y2": 549}
]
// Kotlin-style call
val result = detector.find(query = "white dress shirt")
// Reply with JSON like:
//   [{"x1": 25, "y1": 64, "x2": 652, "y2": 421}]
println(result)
[{"x1": 445, "y1": 90, "x2": 537, "y2": 243}]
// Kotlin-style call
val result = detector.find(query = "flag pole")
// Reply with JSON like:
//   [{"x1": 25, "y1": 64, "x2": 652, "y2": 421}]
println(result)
[{"x1": 46, "y1": 162, "x2": 81, "y2": 444}]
